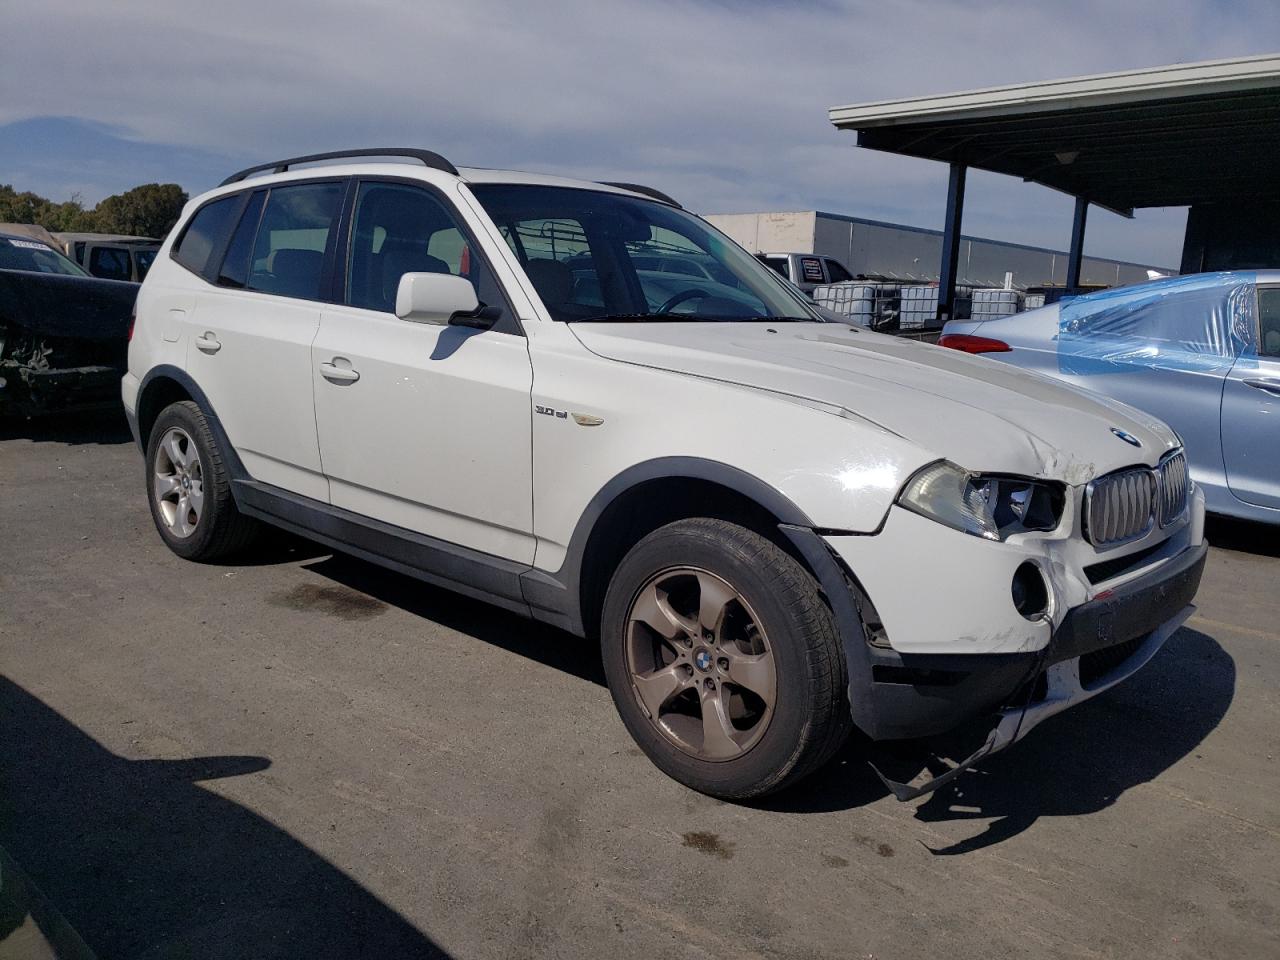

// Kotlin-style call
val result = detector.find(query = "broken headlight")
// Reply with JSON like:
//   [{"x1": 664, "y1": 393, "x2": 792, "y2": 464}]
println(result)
[{"x1": 897, "y1": 461, "x2": 1065, "y2": 541}]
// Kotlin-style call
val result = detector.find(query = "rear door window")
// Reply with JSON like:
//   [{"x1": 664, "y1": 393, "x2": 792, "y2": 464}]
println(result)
[
  {"x1": 246, "y1": 182, "x2": 345, "y2": 301},
  {"x1": 1259, "y1": 287, "x2": 1280, "y2": 358},
  {"x1": 799, "y1": 257, "x2": 825, "y2": 283},
  {"x1": 217, "y1": 192, "x2": 266, "y2": 289}
]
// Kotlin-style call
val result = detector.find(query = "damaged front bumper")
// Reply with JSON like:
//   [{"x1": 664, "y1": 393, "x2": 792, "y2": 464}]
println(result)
[{"x1": 782, "y1": 522, "x2": 1208, "y2": 801}]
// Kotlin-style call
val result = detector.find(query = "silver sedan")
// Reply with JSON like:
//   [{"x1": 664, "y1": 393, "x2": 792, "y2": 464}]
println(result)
[{"x1": 941, "y1": 271, "x2": 1280, "y2": 525}]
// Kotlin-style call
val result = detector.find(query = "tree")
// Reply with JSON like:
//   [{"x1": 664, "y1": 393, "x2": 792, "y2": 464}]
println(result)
[
  {"x1": 0, "y1": 182, "x2": 188, "y2": 237},
  {"x1": 91, "y1": 183, "x2": 187, "y2": 237}
]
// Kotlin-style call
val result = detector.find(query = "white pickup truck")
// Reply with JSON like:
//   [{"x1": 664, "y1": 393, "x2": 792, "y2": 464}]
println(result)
[{"x1": 755, "y1": 251, "x2": 856, "y2": 294}]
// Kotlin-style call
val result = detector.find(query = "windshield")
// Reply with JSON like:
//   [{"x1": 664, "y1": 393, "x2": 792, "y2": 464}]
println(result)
[
  {"x1": 469, "y1": 184, "x2": 820, "y2": 322},
  {"x1": 0, "y1": 237, "x2": 88, "y2": 276}
]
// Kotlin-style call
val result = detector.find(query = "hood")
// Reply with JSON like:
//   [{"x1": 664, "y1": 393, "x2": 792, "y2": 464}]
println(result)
[{"x1": 570, "y1": 321, "x2": 1178, "y2": 486}]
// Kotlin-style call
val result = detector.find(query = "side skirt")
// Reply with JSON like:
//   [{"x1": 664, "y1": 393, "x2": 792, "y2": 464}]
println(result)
[{"x1": 233, "y1": 480, "x2": 535, "y2": 619}]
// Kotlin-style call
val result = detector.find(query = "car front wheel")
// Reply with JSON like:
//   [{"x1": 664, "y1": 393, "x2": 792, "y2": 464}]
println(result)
[{"x1": 601, "y1": 518, "x2": 851, "y2": 799}]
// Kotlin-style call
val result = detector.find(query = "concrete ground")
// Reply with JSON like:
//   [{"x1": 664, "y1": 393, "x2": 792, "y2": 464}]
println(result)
[{"x1": 1, "y1": 410, "x2": 1276, "y2": 960}]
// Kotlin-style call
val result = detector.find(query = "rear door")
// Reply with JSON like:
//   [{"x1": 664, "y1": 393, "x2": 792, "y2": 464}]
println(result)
[
  {"x1": 1221, "y1": 284, "x2": 1280, "y2": 509},
  {"x1": 311, "y1": 178, "x2": 535, "y2": 561},
  {"x1": 181, "y1": 180, "x2": 346, "y2": 500}
]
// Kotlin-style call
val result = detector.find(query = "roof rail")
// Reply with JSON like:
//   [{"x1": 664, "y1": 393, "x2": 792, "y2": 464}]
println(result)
[
  {"x1": 598, "y1": 181, "x2": 682, "y2": 209},
  {"x1": 220, "y1": 148, "x2": 458, "y2": 186}
]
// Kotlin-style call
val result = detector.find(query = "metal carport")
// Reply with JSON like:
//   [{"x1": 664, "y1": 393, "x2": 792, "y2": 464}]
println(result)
[{"x1": 828, "y1": 54, "x2": 1280, "y2": 324}]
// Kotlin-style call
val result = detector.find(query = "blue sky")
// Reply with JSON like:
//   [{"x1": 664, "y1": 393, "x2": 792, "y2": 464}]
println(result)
[{"x1": 3, "y1": 0, "x2": 1277, "y2": 267}]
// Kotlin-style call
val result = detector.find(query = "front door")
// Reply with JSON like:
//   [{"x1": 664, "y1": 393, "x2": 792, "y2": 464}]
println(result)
[
  {"x1": 311, "y1": 179, "x2": 535, "y2": 562},
  {"x1": 1221, "y1": 284, "x2": 1280, "y2": 510}
]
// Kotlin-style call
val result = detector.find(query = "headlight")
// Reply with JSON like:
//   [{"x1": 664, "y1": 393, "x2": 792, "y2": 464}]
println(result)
[{"x1": 897, "y1": 461, "x2": 1065, "y2": 541}]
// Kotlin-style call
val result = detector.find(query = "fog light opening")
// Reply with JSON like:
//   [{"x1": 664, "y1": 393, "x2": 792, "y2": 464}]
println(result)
[{"x1": 1012, "y1": 562, "x2": 1049, "y2": 621}]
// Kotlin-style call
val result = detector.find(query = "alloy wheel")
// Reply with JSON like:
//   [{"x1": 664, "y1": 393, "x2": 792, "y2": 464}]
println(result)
[
  {"x1": 153, "y1": 427, "x2": 205, "y2": 539},
  {"x1": 624, "y1": 566, "x2": 777, "y2": 761}
]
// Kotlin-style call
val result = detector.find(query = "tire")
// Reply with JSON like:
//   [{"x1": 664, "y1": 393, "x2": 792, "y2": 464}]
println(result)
[
  {"x1": 601, "y1": 518, "x2": 851, "y2": 800},
  {"x1": 145, "y1": 400, "x2": 260, "y2": 561}
]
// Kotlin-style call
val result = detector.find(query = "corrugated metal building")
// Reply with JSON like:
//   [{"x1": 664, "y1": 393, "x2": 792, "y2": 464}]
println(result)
[{"x1": 703, "y1": 210, "x2": 1168, "y2": 289}]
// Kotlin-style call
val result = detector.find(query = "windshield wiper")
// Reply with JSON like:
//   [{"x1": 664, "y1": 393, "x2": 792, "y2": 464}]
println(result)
[{"x1": 571, "y1": 312, "x2": 710, "y2": 323}]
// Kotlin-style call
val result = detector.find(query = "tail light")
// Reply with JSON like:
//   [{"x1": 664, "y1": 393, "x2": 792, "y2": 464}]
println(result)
[
  {"x1": 128, "y1": 299, "x2": 137, "y2": 342},
  {"x1": 939, "y1": 333, "x2": 1011, "y2": 354}
]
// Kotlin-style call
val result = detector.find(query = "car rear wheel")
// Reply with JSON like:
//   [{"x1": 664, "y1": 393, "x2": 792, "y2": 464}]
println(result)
[
  {"x1": 601, "y1": 518, "x2": 851, "y2": 799},
  {"x1": 145, "y1": 400, "x2": 260, "y2": 561}
]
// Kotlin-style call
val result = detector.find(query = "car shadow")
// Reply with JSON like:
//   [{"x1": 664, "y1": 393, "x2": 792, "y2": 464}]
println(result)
[
  {"x1": 1205, "y1": 514, "x2": 1280, "y2": 558},
  {"x1": 761, "y1": 628, "x2": 1234, "y2": 853},
  {"x1": 301, "y1": 553, "x2": 607, "y2": 687},
  {"x1": 0, "y1": 676, "x2": 451, "y2": 959},
  {"x1": 0, "y1": 407, "x2": 132, "y2": 445},
  {"x1": 303, "y1": 552, "x2": 1234, "y2": 854}
]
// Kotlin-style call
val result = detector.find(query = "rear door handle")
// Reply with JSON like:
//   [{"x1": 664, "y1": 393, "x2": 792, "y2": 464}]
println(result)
[
  {"x1": 194, "y1": 332, "x2": 221, "y2": 354},
  {"x1": 319, "y1": 359, "x2": 360, "y2": 384},
  {"x1": 1242, "y1": 377, "x2": 1280, "y2": 397}
]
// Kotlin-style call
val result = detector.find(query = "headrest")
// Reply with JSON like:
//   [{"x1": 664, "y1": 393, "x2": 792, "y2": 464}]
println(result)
[{"x1": 267, "y1": 249, "x2": 324, "y2": 298}]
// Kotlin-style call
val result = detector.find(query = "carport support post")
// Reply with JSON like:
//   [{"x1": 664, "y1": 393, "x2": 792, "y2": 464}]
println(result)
[
  {"x1": 936, "y1": 162, "x2": 966, "y2": 326},
  {"x1": 1066, "y1": 196, "x2": 1089, "y2": 291}
]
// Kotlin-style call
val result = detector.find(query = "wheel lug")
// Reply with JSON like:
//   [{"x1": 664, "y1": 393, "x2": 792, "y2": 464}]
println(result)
[
  {"x1": 703, "y1": 678, "x2": 715, "y2": 692},
  {"x1": 681, "y1": 664, "x2": 694, "y2": 680},
  {"x1": 717, "y1": 657, "x2": 730, "y2": 671}
]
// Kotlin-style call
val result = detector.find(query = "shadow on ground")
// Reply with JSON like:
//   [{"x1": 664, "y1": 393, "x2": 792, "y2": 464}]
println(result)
[
  {"x1": 304, "y1": 548, "x2": 1234, "y2": 855},
  {"x1": 304, "y1": 553, "x2": 607, "y2": 686},
  {"x1": 0, "y1": 677, "x2": 450, "y2": 959},
  {"x1": 0, "y1": 407, "x2": 132, "y2": 446},
  {"x1": 763, "y1": 628, "x2": 1234, "y2": 854},
  {"x1": 1205, "y1": 514, "x2": 1280, "y2": 558}
]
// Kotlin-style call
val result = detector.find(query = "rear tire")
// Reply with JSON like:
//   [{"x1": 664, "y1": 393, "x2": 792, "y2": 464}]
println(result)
[
  {"x1": 601, "y1": 518, "x2": 851, "y2": 800},
  {"x1": 145, "y1": 400, "x2": 260, "y2": 561}
]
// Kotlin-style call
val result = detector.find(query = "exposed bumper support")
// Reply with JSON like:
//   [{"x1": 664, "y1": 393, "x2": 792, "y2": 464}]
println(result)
[
  {"x1": 874, "y1": 604, "x2": 1194, "y2": 801},
  {"x1": 783, "y1": 522, "x2": 1207, "y2": 802}
]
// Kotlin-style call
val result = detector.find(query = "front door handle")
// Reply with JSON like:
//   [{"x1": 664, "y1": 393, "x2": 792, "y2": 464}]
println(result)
[
  {"x1": 319, "y1": 359, "x2": 360, "y2": 385},
  {"x1": 1242, "y1": 377, "x2": 1280, "y2": 398},
  {"x1": 194, "y1": 332, "x2": 221, "y2": 354}
]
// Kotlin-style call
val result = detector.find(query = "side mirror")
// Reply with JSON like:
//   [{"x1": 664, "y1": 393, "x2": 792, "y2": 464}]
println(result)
[{"x1": 395, "y1": 272, "x2": 480, "y2": 326}]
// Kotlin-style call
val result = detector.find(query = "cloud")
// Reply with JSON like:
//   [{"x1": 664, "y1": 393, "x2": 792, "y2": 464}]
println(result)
[{"x1": 2, "y1": 0, "x2": 1273, "y2": 265}]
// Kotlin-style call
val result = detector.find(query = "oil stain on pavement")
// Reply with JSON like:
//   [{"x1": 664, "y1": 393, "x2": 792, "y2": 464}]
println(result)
[{"x1": 269, "y1": 584, "x2": 388, "y2": 621}]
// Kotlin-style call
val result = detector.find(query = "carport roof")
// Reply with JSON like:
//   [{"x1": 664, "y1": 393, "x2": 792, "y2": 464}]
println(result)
[{"x1": 828, "y1": 54, "x2": 1280, "y2": 216}]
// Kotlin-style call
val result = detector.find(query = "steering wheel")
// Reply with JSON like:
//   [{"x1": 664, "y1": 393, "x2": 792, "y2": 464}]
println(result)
[{"x1": 656, "y1": 288, "x2": 709, "y2": 313}]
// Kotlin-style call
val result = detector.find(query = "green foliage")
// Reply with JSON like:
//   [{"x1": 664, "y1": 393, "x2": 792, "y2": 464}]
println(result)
[{"x1": 0, "y1": 182, "x2": 188, "y2": 237}]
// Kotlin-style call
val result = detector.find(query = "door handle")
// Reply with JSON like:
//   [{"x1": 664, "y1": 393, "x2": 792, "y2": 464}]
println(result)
[
  {"x1": 1242, "y1": 378, "x2": 1280, "y2": 398},
  {"x1": 194, "y1": 332, "x2": 221, "y2": 354},
  {"x1": 319, "y1": 359, "x2": 361, "y2": 384}
]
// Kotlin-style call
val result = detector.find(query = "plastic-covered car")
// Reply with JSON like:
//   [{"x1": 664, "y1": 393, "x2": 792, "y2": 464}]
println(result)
[{"x1": 941, "y1": 272, "x2": 1280, "y2": 525}]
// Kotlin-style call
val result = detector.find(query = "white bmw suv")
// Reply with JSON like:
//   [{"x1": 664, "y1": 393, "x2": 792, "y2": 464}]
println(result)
[{"x1": 125, "y1": 149, "x2": 1207, "y2": 800}]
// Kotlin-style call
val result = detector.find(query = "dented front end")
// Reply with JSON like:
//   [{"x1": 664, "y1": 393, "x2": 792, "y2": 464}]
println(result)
[{"x1": 819, "y1": 474, "x2": 1207, "y2": 745}]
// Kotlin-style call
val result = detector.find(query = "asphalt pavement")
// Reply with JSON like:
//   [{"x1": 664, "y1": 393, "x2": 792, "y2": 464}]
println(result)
[{"x1": 1, "y1": 410, "x2": 1276, "y2": 959}]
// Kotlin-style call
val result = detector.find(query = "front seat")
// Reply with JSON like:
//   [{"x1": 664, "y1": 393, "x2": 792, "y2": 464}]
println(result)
[{"x1": 377, "y1": 241, "x2": 451, "y2": 312}]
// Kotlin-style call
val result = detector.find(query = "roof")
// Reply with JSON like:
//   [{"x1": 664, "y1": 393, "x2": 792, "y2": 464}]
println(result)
[
  {"x1": 828, "y1": 54, "x2": 1280, "y2": 215},
  {"x1": 52, "y1": 233, "x2": 160, "y2": 244}
]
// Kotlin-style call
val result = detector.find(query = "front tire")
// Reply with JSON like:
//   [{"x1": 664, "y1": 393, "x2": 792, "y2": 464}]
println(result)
[
  {"x1": 601, "y1": 518, "x2": 851, "y2": 799},
  {"x1": 145, "y1": 400, "x2": 260, "y2": 561}
]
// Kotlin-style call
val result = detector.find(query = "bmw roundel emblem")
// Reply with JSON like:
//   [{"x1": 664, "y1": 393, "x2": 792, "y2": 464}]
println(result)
[
  {"x1": 1110, "y1": 427, "x2": 1142, "y2": 448},
  {"x1": 695, "y1": 649, "x2": 713, "y2": 671}
]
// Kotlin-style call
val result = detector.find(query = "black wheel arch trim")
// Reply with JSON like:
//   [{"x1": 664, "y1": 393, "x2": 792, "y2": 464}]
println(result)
[
  {"x1": 520, "y1": 457, "x2": 818, "y2": 637},
  {"x1": 133, "y1": 365, "x2": 248, "y2": 480}
]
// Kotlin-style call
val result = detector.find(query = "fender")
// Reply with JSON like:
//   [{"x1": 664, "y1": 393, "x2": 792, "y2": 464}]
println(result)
[
  {"x1": 132, "y1": 365, "x2": 249, "y2": 483},
  {"x1": 520, "y1": 456, "x2": 817, "y2": 636}
]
